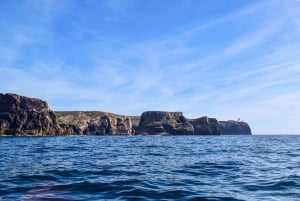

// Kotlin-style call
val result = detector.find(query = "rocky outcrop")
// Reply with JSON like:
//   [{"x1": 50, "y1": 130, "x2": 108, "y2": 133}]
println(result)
[
  {"x1": 0, "y1": 93, "x2": 252, "y2": 135},
  {"x1": 135, "y1": 111, "x2": 220, "y2": 135},
  {"x1": 55, "y1": 111, "x2": 134, "y2": 135},
  {"x1": 0, "y1": 93, "x2": 62, "y2": 135},
  {"x1": 57, "y1": 111, "x2": 222, "y2": 135},
  {"x1": 192, "y1": 116, "x2": 220, "y2": 135},
  {"x1": 219, "y1": 120, "x2": 252, "y2": 135}
]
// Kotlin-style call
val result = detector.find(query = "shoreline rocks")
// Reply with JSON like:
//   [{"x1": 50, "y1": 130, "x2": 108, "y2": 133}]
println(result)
[
  {"x1": 55, "y1": 111, "x2": 134, "y2": 135},
  {"x1": 0, "y1": 93, "x2": 62, "y2": 135},
  {"x1": 0, "y1": 93, "x2": 252, "y2": 135},
  {"x1": 136, "y1": 111, "x2": 194, "y2": 135}
]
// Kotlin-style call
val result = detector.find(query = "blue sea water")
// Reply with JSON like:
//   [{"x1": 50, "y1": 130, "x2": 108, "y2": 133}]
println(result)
[{"x1": 0, "y1": 135, "x2": 299, "y2": 201}]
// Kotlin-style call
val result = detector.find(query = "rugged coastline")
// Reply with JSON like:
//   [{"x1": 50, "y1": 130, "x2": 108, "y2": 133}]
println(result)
[{"x1": 0, "y1": 93, "x2": 252, "y2": 135}]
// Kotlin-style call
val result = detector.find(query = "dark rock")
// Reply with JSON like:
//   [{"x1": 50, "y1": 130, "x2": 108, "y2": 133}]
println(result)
[
  {"x1": 219, "y1": 120, "x2": 252, "y2": 135},
  {"x1": 0, "y1": 93, "x2": 252, "y2": 136},
  {"x1": 192, "y1": 116, "x2": 220, "y2": 135},
  {"x1": 0, "y1": 93, "x2": 62, "y2": 135},
  {"x1": 136, "y1": 111, "x2": 189, "y2": 134},
  {"x1": 136, "y1": 111, "x2": 219, "y2": 135}
]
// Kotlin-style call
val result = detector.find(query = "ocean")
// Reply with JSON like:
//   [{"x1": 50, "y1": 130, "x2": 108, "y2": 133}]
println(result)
[{"x1": 0, "y1": 135, "x2": 299, "y2": 201}]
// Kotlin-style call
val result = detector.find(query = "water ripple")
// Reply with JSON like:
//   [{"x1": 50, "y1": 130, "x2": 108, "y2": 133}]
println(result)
[{"x1": 1, "y1": 135, "x2": 300, "y2": 200}]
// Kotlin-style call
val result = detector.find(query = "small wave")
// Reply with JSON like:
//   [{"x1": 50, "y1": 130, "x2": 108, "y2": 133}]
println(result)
[
  {"x1": 44, "y1": 169, "x2": 144, "y2": 178},
  {"x1": 18, "y1": 174, "x2": 57, "y2": 181},
  {"x1": 244, "y1": 179, "x2": 300, "y2": 191},
  {"x1": 1, "y1": 135, "x2": 300, "y2": 200}
]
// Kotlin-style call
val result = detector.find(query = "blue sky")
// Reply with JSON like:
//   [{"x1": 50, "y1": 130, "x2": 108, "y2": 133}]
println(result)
[{"x1": 1, "y1": 0, "x2": 300, "y2": 134}]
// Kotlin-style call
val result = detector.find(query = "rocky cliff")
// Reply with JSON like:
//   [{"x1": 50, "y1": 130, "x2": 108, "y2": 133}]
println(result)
[
  {"x1": 136, "y1": 111, "x2": 194, "y2": 135},
  {"x1": 136, "y1": 111, "x2": 220, "y2": 135},
  {"x1": 56, "y1": 111, "x2": 221, "y2": 135},
  {"x1": 192, "y1": 116, "x2": 220, "y2": 135},
  {"x1": 219, "y1": 120, "x2": 252, "y2": 135},
  {"x1": 0, "y1": 93, "x2": 252, "y2": 135},
  {"x1": 0, "y1": 93, "x2": 61, "y2": 135},
  {"x1": 55, "y1": 111, "x2": 134, "y2": 135}
]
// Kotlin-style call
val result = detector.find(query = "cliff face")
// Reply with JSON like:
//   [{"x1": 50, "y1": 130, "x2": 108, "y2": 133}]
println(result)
[
  {"x1": 192, "y1": 116, "x2": 220, "y2": 135},
  {"x1": 136, "y1": 111, "x2": 220, "y2": 135},
  {"x1": 0, "y1": 93, "x2": 252, "y2": 135},
  {"x1": 219, "y1": 121, "x2": 252, "y2": 135},
  {"x1": 56, "y1": 111, "x2": 221, "y2": 135},
  {"x1": 0, "y1": 93, "x2": 61, "y2": 135},
  {"x1": 136, "y1": 111, "x2": 194, "y2": 135},
  {"x1": 55, "y1": 111, "x2": 134, "y2": 135}
]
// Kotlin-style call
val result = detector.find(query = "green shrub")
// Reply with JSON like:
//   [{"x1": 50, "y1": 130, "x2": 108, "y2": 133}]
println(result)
[{"x1": 0, "y1": 129, "x2": 6, "y2": 135}]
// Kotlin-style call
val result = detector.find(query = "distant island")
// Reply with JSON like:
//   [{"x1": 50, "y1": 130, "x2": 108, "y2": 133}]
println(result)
[{"x1": 0, "y1": 93, "x2": 251, "y2": 136}]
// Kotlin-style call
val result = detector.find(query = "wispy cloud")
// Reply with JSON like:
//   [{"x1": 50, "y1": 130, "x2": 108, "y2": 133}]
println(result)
[{"x1": 1, "y1": 0, "x2": 300, "y2": 133}]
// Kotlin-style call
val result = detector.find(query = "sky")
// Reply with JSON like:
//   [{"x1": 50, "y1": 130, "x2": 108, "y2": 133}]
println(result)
[{"x1": 0, "y1": 0, "x2": 300, "y2": 134}]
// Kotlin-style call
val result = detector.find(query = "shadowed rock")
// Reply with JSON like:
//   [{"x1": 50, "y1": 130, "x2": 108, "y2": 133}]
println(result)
[
  {"x1": 192, "y1": 116, "x2": 220, "y2": 135},
  {"x1": 136, "y1": 111, "x2": 220, "y2": 135},
  {"x1": 0, "y1": 93, "x2": 62, "y2": 135},
  {"x1": 219, "y1": 120, "x2": 252, "y2": 135},
  {"x1": 0, "y1": 93, "x2": 252, "y2": 135}
]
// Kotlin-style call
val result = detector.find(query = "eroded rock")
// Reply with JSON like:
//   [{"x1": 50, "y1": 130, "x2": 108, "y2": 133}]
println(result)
[
  {"x1": 219, "y1": 120, "x2": 252, "y2": 135},
  {"x1": 55, "y1": 111, "x2": 133, "y2": 135},
  {"x1": 192, "y1": 116, "x2": 220, "y2": 135},
  {"x1": 0, "y1": 93, "x2": 62, "y2": 135},
  {"x1": 0, "y1": 93, "x2": 252, "y2": 135},
  {"x1": 135, "y1": 111, "x2": 219, "y2": 135}
]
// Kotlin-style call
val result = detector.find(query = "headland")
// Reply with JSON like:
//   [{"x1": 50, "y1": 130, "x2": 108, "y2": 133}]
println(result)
[{"x1": 0, "y1": 93, "x2": 252, "y2": 135}]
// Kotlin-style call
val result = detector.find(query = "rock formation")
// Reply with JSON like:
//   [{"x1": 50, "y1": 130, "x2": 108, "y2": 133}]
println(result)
[
  {"x1": 0, "y1": 93, "x2": 62, "y2": 135},
  {"x1": 136, "y1": 111, "x2": 194, "y2": 135},
  {"x1": 135, "y1": 111, "x2": 220, "y2": 135},
  {"x1": 192, "y1": 116, "x2": 220, "y2": 135},
  {"x1": 55, "y1": 111, "x2": 134, "y2": 135},
  {"x1": 219, "y1": 120, "x2": 252, "y2": 135},
  {"x1": 56, "y1": 111, "x2": 222, "y2": 135},
  {"x1": 0, "y1": 93, "x2": 252, "y2": 135}
]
